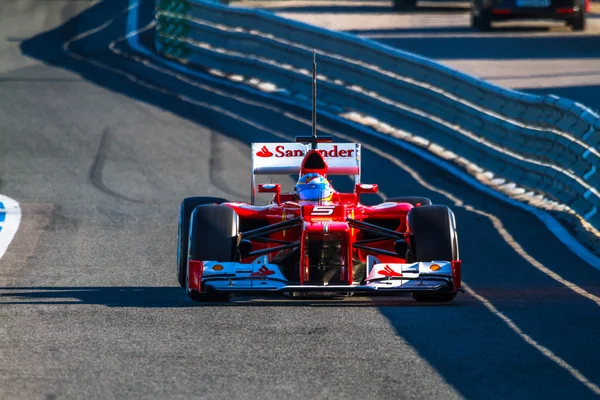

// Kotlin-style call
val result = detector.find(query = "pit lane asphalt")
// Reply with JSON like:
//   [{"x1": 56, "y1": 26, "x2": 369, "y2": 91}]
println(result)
[{"x1": 0, "y1": 1, "x2": 599, "y2": 399}]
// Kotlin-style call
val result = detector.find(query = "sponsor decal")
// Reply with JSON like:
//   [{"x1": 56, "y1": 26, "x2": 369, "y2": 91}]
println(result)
[
  {"x1": 250, "y1": 265, "x2": 275, "y2": 277},
  {"x1": 255, "y1": 145, "x2": 354, "y2": 159},
  {"x1": 378, "y1": 265, "x2": 402, "y2": 277},
  {"x1": 255, "y1": 145, "x2": 274, "y2": 158},
  {"x1": 311, "y1": 205, "x2": 336, "y2": 216}
]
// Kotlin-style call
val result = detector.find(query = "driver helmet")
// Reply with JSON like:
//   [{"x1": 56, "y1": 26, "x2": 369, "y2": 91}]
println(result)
[{"x1": 295, "y1": 172, "x2": 334, "y2": 202}]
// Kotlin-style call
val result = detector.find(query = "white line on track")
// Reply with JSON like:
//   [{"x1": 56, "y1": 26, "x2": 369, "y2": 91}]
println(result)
[
  {"x1": 62, "y1": 3, "x2": 600, "y2": 395},
  {"x1": 0, "y1": 195, "x2": 21, "y2": 260},
  {"x1": 466, "y1": 283, "x2": 600, "y2": 396}
]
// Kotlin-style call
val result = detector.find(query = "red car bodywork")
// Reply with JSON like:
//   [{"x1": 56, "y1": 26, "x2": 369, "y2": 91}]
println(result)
[{"x1": 186, "y1": 146, "x2": 461, "y2": 293}]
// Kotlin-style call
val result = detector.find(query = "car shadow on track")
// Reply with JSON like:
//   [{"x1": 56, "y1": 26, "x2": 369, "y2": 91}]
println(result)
[{"x1": 0, "y1": 286, "x2": 463, "y2": 308}]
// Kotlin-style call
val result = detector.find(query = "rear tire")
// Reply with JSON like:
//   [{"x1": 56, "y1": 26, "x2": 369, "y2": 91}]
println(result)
[
  {"x1": 407, "y1": 205, "x2": 459, "y2": 303},
  {"x1": 177, "y1": 197, "x2": 228, "y2": 287},
  {"x1": 392, "y1": 0, "x2": 417, "y2": 11},
  {"x1": 569, "y1": 12, "x2": 586, "y2": 31},
  {"x1": 472, "y1": 7, "x2": 492, "y2": 31},
  {"x1": 386, "y1": 196, "x2": 432, "y2": 207},
  {"x1": 186, "y1": 205, "x2": 238, "y2": 302}
]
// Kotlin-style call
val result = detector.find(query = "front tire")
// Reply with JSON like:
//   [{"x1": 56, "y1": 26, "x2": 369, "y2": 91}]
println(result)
[
  {"x1": 407, "y1": 205, "x2": 459, "y2": 302},
  {"x1": 186, "y1": 205, "x2": 238, "y2": 302},
  {"x1": 177, "y1": 196, "x2": 228, "y2": 287}
]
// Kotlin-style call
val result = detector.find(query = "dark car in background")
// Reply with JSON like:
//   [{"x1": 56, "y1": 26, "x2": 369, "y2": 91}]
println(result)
[{"x1": 470, "y1": 0, "x2": 589, "y2": 30}]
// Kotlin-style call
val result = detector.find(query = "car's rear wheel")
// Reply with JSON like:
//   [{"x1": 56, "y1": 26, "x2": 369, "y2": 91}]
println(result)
[
  {"x1": 392, "y1": 0, "x2": 417, "y2": 11},
  {"x1": 386, "y1": 196, "x2": 432, "y2": 207},
  {"x1": 568, "y1": 11, "x2": 586, "y2": 31},
  {"x1": 476, "y1": 14, "x2": 492, "y2": 30},
  {"x1": 177, "y1": 196, "x2": 228, "y2": 287},
  {"x1": 471, "y1": 3, "x2": 492, "y2": 31},
  {"x1": 407, "y1": 205, "x2": 459, "y2": 302},
  {"x1": 186, "y1": 204, "x2": 238, "y2": 302}
]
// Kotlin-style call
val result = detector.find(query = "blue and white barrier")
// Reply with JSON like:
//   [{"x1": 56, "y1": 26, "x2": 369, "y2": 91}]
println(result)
[{"x1": 153, "y1": 0, "x2": 600, "y2": 232}]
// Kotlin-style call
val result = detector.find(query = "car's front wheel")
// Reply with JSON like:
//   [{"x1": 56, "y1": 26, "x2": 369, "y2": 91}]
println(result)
[
  {"x1": 186, "y1": 204, "x2": 238, "y2": 302},
  {"x1": 177, "y1": 197, "x2": 229, "y2": 287},
  {"x1": 407, "y1": 205, "x2": 459, "y2": 302}
]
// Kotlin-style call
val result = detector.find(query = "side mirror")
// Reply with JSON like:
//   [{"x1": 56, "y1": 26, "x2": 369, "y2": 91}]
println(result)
[
  {"x1": 355, "y1": 183, "x2": 378, "y2": 204},
  {"x1": 258, "y1": 183, "x2": 281, "y2": 205}
]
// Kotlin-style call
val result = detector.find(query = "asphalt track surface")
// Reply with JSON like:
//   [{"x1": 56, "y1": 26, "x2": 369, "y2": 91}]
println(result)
[
  {"x1": 1, "y1": 0, "x2": 600, "y2": 399},
  {"x1": 239, "y1": 0, "x2": 600, "y2": 112}
]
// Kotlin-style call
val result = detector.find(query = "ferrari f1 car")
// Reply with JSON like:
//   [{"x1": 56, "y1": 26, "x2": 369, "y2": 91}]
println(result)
[
  {"x1": 176, "y1": 135, "x2": 462, "y2": 303},
  {"x1": 176, "y1": 53, "x2": 461, "y2": 303}
]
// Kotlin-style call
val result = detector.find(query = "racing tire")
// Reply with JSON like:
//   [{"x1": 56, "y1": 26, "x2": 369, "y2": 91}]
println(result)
[
  {"x1": 177, "y1": 196, "x2": 228, "y2": 287},
  {"x1": 569, "y1": 12, "x2": 586, "y2": 31},
  {"x1": 386, "y1": 196, "x2": 432, "y2": 207},
  {"x1": 186, "y1": 204, "x2": 238, "y2": 302},
  {"x1": 407, "y1": 205, "x2": 459, "y2": 303},
  {"x1": 472, "y1": 7, "x2": 492, "y2": 31},
  {"x1": 470, "y1": 12, "x2": 480, "y2": 28}
]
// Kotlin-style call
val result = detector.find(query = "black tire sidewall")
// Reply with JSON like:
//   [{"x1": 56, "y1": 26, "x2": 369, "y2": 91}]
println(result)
[
  {"x1": 188, "y1": 205, "x2": 239, "y2": 265},
  {"x1": 408, "y1": 205, "x2": 458, "y2": 262},
  {"x1": 177, "y1": 197, "x2": 228, "y2": 287}
]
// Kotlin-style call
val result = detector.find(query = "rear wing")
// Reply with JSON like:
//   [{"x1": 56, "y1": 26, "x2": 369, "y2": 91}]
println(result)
[{"x1": 251, "y1": 142, "x2": 361, "y2": 204}]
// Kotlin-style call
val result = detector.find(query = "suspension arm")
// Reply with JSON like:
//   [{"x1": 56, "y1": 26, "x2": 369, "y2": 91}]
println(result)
[
  {"x1": 346, "y1": 218, "x2": 406, "y2": 240},
  {"x1": 248, "y1": 242, "x2": 300, "y2": 258},
  {"x1": 352, "y1": 244, "x2": 402, "y2": 258},
  {"x1": 242, "y1": 217, "x2": 302, "y2": 240}
]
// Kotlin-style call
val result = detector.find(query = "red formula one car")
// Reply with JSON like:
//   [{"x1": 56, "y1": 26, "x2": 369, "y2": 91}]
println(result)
[
  {"x1": 176, "y1": 53, "x2": 461, "y2": 303},
  {"x1": 176, "y1": 133, "x2": 462, "y2": 303}
]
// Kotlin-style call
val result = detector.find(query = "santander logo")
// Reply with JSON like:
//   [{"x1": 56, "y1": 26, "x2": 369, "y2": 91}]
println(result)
[
  {"x1": 255, "y1": 146, "x2": 274, "y2": 158},
  {"x1": 255, "y1": 145, "x2": 354, "y2": 158}
]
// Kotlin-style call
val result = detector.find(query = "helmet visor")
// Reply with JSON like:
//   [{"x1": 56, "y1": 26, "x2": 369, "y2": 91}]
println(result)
[{"x1": 296, "y1": 185, "x2": 332, "y2": 201}]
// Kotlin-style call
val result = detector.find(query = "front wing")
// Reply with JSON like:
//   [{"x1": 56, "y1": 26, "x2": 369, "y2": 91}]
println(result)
[{"x1": 188, "y1": 255, "x2": 461, "y2": 295}]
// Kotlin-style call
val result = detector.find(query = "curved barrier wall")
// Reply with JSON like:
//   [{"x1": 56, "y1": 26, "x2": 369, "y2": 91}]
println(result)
[{"x1": 154, "y1": 0, "x2": 600, "y2": 230}]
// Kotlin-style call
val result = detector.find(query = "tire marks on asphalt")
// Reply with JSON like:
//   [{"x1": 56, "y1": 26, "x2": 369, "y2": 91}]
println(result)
[{"x1": 89, "y1": 128, "x2": 142, "y2": 203}]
